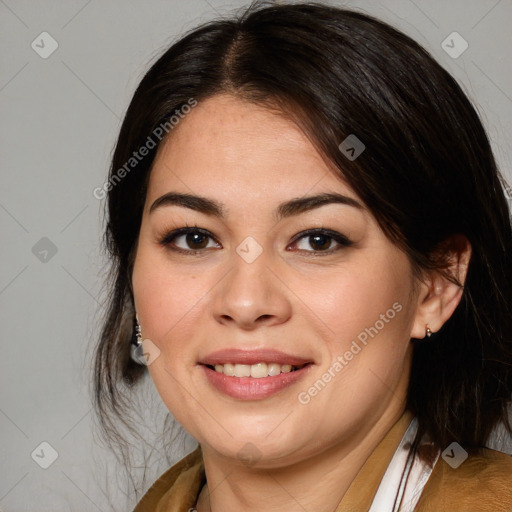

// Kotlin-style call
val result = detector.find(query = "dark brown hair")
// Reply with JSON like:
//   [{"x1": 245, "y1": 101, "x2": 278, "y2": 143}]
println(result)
[{"x1": 92, "y1": 0, "x2": 512, "y2": 494}]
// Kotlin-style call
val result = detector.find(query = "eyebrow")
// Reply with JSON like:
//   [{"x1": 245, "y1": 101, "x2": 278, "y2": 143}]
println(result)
[{"x1": 149, "y1": 191, "x2": 363, "y2": 220}]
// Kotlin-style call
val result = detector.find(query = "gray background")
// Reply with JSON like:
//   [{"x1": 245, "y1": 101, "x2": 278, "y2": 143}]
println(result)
[{"x1": 1, "y1": 0, "x2": 511, "y2": 511}]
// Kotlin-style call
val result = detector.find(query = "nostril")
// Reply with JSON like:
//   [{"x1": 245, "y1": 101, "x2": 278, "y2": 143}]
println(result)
[{"x1": 257, "y1": 314, "x2": 273, "y2": 322}]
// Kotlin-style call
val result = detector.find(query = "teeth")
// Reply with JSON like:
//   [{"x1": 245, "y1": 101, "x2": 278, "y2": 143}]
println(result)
[
  {"x1": 251, "y1": 362, "x2": 267, "y2": 378},
  {"x1": 211, "y1": 362, "x2": 301, "y2": 378},
  {"x1": 234, "y1": 364, "x2": 251, "y2": 377},
  {"x1": 267, "y1": 363, "x2": 281, "y2": 376},
  {"x1": 223, "y1": 363, "x2": 235, "y2": 376}
]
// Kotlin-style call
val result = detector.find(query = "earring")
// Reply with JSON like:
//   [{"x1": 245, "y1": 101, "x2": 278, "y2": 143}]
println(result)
[
  {"x1": 130, "y1": 315, "x2": 146, "y2": 365},
  {"x1": 425, "y1": 324, "x2": 433, "y2": 338}
]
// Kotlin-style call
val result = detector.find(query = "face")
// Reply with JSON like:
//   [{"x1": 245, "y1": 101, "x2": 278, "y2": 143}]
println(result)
[{"x1": 132, "y1": 93, "x2": 422, "y2": 467}]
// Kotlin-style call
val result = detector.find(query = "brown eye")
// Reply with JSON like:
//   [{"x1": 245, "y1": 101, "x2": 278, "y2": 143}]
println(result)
[
  {"x1": 159, "y1": 228, "x2": 220, "y2": 253},
  {"x1": 185, "y1": 232, "x2": 209, "y2": 249},
  {"x1": 289, "y1": 229, "x2": 354, "y2": 253},
  {"x1": 308, "y1": 234, "x2": 332, "y2": 251}
]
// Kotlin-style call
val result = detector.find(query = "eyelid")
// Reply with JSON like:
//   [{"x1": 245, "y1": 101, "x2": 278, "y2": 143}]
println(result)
[
  {"x1": 158, "y1": 226, "x2": 354, "y2": 254},
  {"x1": 157, "y1": 226, "x2": 221, "y2": 254},
  {"x1": 287, "y1": 228, "x2": 354, "y2": 253}
]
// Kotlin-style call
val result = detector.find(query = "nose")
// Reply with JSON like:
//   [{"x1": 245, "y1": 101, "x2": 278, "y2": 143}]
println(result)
[{"x1": 211, "y1": 247, "x2": 292, "y2": 331}]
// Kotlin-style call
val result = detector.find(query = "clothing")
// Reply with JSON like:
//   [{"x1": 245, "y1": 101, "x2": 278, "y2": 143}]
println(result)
[{"x1": 132, "y1": 410, "x2": 512, "y2": 511}]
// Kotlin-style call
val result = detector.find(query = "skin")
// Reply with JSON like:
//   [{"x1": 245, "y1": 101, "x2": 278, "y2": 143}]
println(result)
[{"x1": 131, "y1": 93, "x2": 470, "y2": 512}]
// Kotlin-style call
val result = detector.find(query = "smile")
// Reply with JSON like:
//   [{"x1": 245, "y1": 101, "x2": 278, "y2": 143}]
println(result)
[
  {"x1": 208, "y1": 362, "x2": 307, "y2": 378},
  {"x1": 200, "y1": 362, "x2": 313, "y2": 400}
]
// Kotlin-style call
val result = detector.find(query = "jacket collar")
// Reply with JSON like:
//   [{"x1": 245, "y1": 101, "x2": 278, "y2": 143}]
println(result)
[{"x1": 336, "y1": 409, "x2": 415, "y2": 511}]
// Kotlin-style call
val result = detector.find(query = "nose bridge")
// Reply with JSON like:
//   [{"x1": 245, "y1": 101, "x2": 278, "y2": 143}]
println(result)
[
  {"x1": 226, "y1": 240, "x2": 273, "y2": 305},
  {"x1": 211, "y1": 237, "x2": 291, "y2": 328},
  {"x1": 233, "y1": 258, "x2": 268, "y2": 300}
]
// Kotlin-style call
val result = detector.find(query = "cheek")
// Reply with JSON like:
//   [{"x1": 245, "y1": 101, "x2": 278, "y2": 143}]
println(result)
[
  {"x1": 131, "y1": 244, "x2": 209, "y2": 357},
  {"x1": 305, "y1": 252, "x2": 414, "y2": 348},
  {"x1": 293, "y1": 259, "x2": 414, "y2": 439},
  {"x1": 131, "y1": 244, "x2": 215, "y2": 429},
  {"x1": 320, "y1": 255, "x2": 414, "y2": 390}
]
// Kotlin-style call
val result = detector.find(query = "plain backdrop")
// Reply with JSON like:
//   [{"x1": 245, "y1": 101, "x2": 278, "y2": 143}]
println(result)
[{"x1": 1, "y1": 0, "x2": 511, "y2": 511}]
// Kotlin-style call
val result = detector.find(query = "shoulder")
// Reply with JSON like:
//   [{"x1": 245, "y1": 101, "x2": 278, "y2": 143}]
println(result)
[
  {"x1": 132, "y1": 444, "x2": 204, "y2": 512},
  {"x1": 416, "y1": 446, "x2": 512, "y2": 512}
]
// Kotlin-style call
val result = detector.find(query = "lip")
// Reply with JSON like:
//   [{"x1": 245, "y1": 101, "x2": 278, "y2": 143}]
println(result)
[
  {"x1": 198, "y1": 348, "x2": 314, "y2": 400},
  {"x1": 199, "y1": 348, "x2": 313, "y2": 367},
  {"x1": 200, "y1": 363, "x2": 313, "y2": 400}
]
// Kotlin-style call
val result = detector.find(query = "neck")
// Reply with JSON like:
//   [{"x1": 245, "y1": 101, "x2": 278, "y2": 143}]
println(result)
[{"x1": 195, "y1": 407, "x2": 406, "y2": 512}]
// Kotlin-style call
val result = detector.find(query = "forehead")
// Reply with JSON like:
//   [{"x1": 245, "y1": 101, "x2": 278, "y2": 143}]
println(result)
[{"x1": 146, "y1": 94, "x2": 356, "y2": 206}]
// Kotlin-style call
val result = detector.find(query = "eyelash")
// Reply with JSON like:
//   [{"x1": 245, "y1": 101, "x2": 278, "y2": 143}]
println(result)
[{"x1": 157, "y1": 226, "x2": 354, "y2": 255}]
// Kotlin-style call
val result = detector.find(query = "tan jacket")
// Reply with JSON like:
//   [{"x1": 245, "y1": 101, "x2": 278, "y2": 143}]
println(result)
[{"x1": 132, "y1": 411, "x2": 512, "y2": 511}]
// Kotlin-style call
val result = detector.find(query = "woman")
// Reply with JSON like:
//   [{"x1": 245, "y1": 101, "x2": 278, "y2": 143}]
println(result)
[{"x1": 93, "y1": 2, "x2": 512, "y2": 511}]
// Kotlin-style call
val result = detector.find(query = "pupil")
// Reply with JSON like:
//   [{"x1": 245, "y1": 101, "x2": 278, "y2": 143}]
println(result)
[
  {"x1": 187, "y1": 232, "x2": 208, "y2": 249},
  {"x1": 310, "y1": 234, "x2": 330, "y2": 251}
]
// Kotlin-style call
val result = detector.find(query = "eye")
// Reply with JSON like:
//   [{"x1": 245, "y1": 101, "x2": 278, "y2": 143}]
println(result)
[
  {"x1": 158, "y1": 227, "x2": 353, "y2": 255},
  {"x1": 288, "y1": 229, "x2": 353, "y2": 254},
  {"x1": 158, "y1": 227, "x2": 220, "y2": 253}
]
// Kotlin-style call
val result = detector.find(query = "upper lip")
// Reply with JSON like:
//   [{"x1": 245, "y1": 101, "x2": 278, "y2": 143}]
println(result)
[{"x1": 199, "y1": 348, "x2": 313, "y2": 366}]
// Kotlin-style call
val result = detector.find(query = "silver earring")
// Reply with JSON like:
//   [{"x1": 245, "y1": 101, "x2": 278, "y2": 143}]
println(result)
[
  {"x1": 130, "y1": 316, "x2": 146, "y2": 365},
  {"x1": 425, "y1": 324, "x2": 433, "y2": 339}
]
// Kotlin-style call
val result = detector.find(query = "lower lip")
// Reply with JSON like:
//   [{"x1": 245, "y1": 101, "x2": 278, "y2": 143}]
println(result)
[{"x1": 200, "y1": 364, "x2": 313, "y2": 400}]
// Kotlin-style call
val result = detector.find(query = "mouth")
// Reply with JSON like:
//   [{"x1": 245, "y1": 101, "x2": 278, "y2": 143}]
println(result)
[
  {"x1": 203, "y1": 362, "x2": 309, "y2": 378},
  {"x1": 198, "y1": 348, "x2": 314, "y2": 400}
]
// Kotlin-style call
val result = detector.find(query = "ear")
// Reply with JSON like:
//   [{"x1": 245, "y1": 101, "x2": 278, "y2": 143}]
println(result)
[{"x1": 410, "y1": 234, "x2": 472, "y2": 339}]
